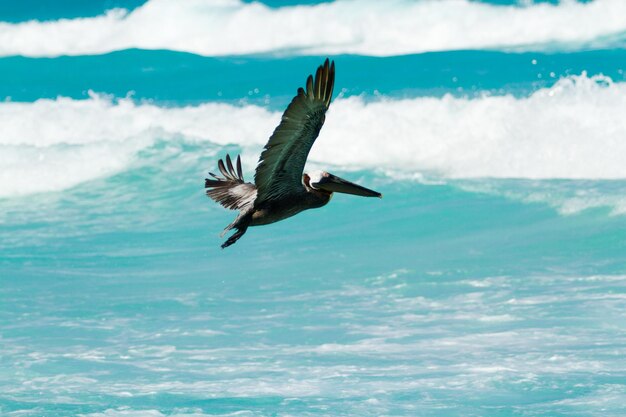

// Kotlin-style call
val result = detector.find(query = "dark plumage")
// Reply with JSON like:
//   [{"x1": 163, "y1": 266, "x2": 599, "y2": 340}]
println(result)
[{"x1": 205, "y1": 59, "x2": 381, "y2": 248}]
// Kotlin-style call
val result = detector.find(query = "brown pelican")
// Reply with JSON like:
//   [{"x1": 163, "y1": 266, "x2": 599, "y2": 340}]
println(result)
[{"x1": 205, "y1": 59, "x2": 381, "y2": 248}]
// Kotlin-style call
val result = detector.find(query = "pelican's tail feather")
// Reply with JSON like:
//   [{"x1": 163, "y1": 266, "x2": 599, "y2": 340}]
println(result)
[
  {"x1": 221, "y1": 225, "x2": 248, "y2": 249},
  {"x1": 220, "y1": 210, "x2": 252, "y2": 249}
]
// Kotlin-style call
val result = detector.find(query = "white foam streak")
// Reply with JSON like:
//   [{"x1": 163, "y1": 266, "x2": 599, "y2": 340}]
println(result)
[
  {"x1": 0, "y1": 0, "x2": 625, "y2": 57},
  {"x1": 80, "y1": 410, "x2": 217, "y2": 417},
  {"x1": 1, "y1": 74, "x2": 625, "y2": 198}
]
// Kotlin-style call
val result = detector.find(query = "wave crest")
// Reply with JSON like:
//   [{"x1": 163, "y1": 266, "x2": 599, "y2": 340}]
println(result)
[
  {"x1": 0, "y1": 0, "x2": 625, "y2": 57},
  {"x1": 1, "y1": 74, "x2": 625, "y2": 198}
]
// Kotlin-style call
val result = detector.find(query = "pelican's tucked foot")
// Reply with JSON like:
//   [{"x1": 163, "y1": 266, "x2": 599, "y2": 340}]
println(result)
[{"x1": 221, "y1": 226, "x2": 248, "y2": 249}]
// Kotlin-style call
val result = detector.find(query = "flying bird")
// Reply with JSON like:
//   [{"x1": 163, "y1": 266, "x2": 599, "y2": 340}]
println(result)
[{"x1": 205, "y1": 59, "x2": 381, "y2": 248}]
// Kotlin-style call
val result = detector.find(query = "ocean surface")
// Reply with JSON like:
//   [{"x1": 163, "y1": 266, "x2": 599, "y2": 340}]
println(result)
[{"x1": 2, "y1": 1, "x2": 626, "y2": 416}]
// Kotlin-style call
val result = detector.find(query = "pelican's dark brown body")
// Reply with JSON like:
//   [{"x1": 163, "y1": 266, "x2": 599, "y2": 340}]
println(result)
[
  {"x1": 250, "y1": 189, "x2": 331, "y2": 226},
  {"x1": 204, "y1": 59, "x2": 381, "y2": 248}
]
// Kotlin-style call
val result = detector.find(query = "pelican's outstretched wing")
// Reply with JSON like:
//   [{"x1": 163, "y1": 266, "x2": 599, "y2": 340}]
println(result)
[
  {"x1": 205, "y1": 154, "x2": 257, "y2": 211},
  {"x1": 254, "y1": 59, "x2": 335, "y2": 203}
]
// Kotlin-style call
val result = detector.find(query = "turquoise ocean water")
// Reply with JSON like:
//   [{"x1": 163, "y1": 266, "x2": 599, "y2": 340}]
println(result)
[{"x1": 2, "y1": 1, "x2": 626, "y2": 416}]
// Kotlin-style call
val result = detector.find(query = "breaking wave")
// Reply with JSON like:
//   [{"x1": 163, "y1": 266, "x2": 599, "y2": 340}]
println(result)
[
  {"x1": 0, "y1": 0, "x2": 625, "y2": 57},
  {"x1": 1, "y1": 74, "x2": 625, "y2": 198}
]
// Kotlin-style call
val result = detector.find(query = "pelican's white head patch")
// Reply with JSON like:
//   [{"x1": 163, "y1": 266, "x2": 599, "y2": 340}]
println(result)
[{"x1": 306, "y1": 170, "x2": 328, "y2": 188}]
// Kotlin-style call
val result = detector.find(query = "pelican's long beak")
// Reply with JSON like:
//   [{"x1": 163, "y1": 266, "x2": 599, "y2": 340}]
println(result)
[{"x1": 312, "y1": 173, "x2": 382, "y2": 198}]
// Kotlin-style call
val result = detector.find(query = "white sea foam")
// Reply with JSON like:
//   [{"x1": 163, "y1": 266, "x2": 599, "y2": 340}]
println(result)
[
  {"x1": 79, "y1": 410, "x2": 217, "y2": 417},
  {"x1": 1, "y1": 74, "x2": 626, "y2": 199},
  {"x1": 459, "y1": 180, "x2": 626, "y2": 215},
  {"x1": 0, "y1": 0, "x2": 625, "y2": 57},
  {"x1": 0, "y1": 92, "x2": 276, "y2": 197}
]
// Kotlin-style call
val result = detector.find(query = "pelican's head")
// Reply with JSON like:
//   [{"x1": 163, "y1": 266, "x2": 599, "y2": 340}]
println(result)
[{"x1": 304, "y1": 170, "x2": 382, "y2": 198}]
